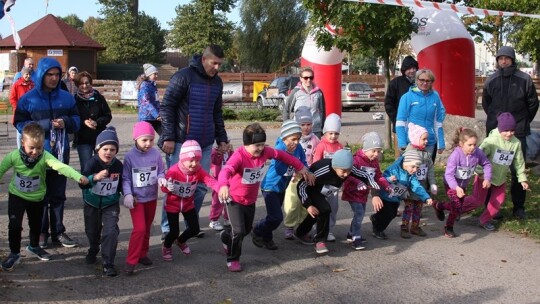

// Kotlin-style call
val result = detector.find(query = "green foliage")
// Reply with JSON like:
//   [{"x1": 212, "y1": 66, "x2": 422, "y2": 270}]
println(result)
[
  {"x1": 168, "y1": 0, "x2": 235, "y2": 57},
  {"x1": 222, "y1": 108, "x2": 237, "y2": 120},
  {"x1": 350, "y1": 51, "x2": 378, "y2": 74},
  {"x1": 236, "y1": 0, "x2": 307, "y2": 72},
  {"x1": 60, "y1": 14, "x2": 84, "y2": 32},
  {"x1": 235, "y1": 108, "x2": 281, "y2": 121},
  {"x1": 82, "y1": 17, "x2": 102, "y2": 40}
]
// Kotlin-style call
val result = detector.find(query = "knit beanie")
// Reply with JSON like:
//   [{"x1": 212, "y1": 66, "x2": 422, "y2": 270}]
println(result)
[
  {"x1": 132, "y1": 121, "x2": 155, "y2": 140},
  {"x1": 331, "y1": 149, "x2": 353, "y2": 170},
  {"x1": 295, "y1": 106, "x2": 313, "y2": 124},
  {"x1": 402, "y1": 150, "x2": 422, "y2": 166},
  {"x1": 323, "y1": 113, "x2": 341, "y2": 134},
  {"x1": 180, "y1": 140, "x2": 202, "y2": 162},
  {"x1": 21, "y1": 67, "x2": 31, "y2": 75},
  {"x1": 68, "y1": 66, "x2": 78, "y2": 73},
  {"x1": 407, "y1": 123, "x2": 428, "y2": 146},
  {"x1": 95, "y1": 126, "x2": 119, "y2": 152},
  {"x1": 362, "y1": 132, "x2": 383, "y2": 151},
  {"x1": 143, "y1": 63, "x2": 158, "y2": 77},
  {"x1": 281, "y1": 120, "x2": 302, "y2": 139},
  {"x1": 497, "y1": 112, "x2": 516, "y2": 132}
]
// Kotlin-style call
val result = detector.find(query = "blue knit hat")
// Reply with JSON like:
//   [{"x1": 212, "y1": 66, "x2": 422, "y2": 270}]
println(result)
[
  {"x1": 331, "y1": 149, "x2": 353, "y2": 170},
  {"x1": 95, "y1": 126, "x2": 119, "y2": 152}
]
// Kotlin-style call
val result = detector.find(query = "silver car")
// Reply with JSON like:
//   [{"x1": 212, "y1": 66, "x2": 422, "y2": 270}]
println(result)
[{"x1": 341, "y1": 82, "x2": 378, "y2": 112}]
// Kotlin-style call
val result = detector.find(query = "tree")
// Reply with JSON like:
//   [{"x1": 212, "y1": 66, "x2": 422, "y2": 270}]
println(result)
[
  {"x1": 61, "y1": 14, "x2": 84, "y2": 32},
  {"x1": 82, "y1": 17, "x2": 102, "y2": 41},
  {"x1": 236, "y1": 0, "x2": 307, "y2": 72},
  {"x1": 168, "y1": 0, "x2": 236, "y2": 56},
  {"x1": 350, "y1": 51, "x2": 378, "y2": 74}
]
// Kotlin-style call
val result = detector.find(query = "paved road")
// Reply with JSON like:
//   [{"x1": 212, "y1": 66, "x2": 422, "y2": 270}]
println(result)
[{"x1": 0, "y1": 111, "x2": 539, "y2": 303}]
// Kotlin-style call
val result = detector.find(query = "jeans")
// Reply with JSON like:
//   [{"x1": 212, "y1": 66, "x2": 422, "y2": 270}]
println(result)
[
  {"x1": 253, "y1": 191, "x2": 285, "y2": 241},
  {"x1": 161, "y1": 143, "x2": 212, "y2": 233},
  {"x1": 77, "y1": 144, "x2": 95, "y2": 172},
  {"x1": 348, "y1": 202, "x2": 365, "y2": 240},
  {"x1": 41, "y1": 168, "x2": 68, "y2": 238}
]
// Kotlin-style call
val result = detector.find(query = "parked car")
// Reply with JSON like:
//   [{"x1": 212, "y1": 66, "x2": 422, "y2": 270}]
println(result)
[
  {"x1": 341, "y1": 82, "x2": 378, "y2": 112},
  {"x1": 256, "y1": 76, "x2": 300, "y2": 110}
]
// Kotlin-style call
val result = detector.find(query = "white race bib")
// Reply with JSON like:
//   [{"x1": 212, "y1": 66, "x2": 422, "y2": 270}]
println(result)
[
  {"x1": 241, "y1": 165, "x2": 266, "y2": 184},
  {"x1": 320, "y1": 184, "x2": 339, "y2": 197},
  {"x1": 388, "y1": 183, "x2": 407, "y2": 198},
  {"x1": 492, "y1": 149, "x2": 514, "y2": 166},
  {"x1": 301, "y1": 140, "x2": 314, "y2": 159},
  {"x1": 455, "y1": 166, "x2": 474, "y2": 180},
  {"x1": 132, "y1": 166, "x2": 157, "y2": 188},
  {"x1": 15, "y1": 173, "x2": 40, "y2": 193},
  {"x1": 416, "y1": 164, "x2": 428, "y2": 181},
  {"x1": 92, "y1": 175, "x2": 120, "y2": 196},
  {"x1": 173, "y1": 181, "x2": 197, "y2": 198}
]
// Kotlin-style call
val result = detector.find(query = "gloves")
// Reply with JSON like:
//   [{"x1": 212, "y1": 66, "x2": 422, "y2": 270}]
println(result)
[
  {"x1": 158, "y1": 177, "x2": 167, "y2": 187},
  {"x1": 430, "y1": 184, "x2": 438, "y2": 195},
  {"x1": 166, "y1": 178, "x2": 175, "y2": 192},
  {"x1": 123, "y1": 194, "x2": 134, "y2": 209}
]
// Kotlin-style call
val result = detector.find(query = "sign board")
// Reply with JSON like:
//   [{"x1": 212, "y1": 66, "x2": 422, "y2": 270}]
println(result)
[
  {"x1": 222, "y1": 82, "x2": 242, "y2": 102},
  {"x1": 47, "y1": 49, "x2": 63, "y2": 56},
  {"x1": 121, "y1": 81, "x2": 138, "y2": 100},
  {"x1": 0, "y1": 53, "x2": 9, "y2": 71}
]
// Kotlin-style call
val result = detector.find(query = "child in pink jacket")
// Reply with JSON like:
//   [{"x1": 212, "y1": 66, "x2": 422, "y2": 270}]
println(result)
[{"x1": 208, "y1": 141, "x2": 233, "y2": 231}]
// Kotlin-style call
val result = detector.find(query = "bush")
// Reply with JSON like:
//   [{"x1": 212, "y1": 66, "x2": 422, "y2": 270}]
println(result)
[
  {"x1": 222, "y1": 108, "x2": 238, "y2": 120},
  {"x1": 236, "y1": 108, "x2": 281, "y2": 121}
]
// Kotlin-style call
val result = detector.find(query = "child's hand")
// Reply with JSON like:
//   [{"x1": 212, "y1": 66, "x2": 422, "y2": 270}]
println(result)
[
  {"x1": 307, "y1": 205, "x2": 319, "y2": 218},
  {"x1": 219, "y1": 186, "x2": 230, "y2": 204},
  {"x1": 521, "y1": 182, "x2": 529, "y2": 191},
  {"x1": 482, "y1": 179, "x2": 491, "y2": 189},
  {"x1": 158, "y1": 177, "x2": 167, "y2": 187},
  {"x1": 456, "y1": 186, "x2": 465, "y2": 198},
  {"x1": 298, "y1": 167, "x2": 315, "y2": 185},
  {"x1": 166, "y1": 178, "x2": 175, "y2": 192},
  {"x1": 425, "y1": 198, "x2": 433, "y2": 206},
  {"x1": 94, "y1": 169, "x2": 108, "y2": 181},
  {"x1": 123, "y1": 194, "x2": 135, "y2": 209},
  {"x1": 371, "y1": 196, "x2": 383, "y2": 212},
  {"x1": 430, "y1": 184, "x2": 438, "y2": 195},
  {"x1": 389, "y1": 175, "x2": 397, "y2": 182},
  {"x1": 79, "y1": 176, "x2": 89, "y2": 185}
]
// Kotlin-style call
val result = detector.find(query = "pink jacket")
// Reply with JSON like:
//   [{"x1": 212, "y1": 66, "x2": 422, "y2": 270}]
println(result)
[
  {"x1": 218, "y1": 146, "x2": 305, "y2": 205},
  {"x1": 341, "y1": 149, "x2": 390, "y2": 203},
  {"x1": 312, "y1": 137, "x2": 343, "y2": 162},
  {"x1": 210, "y1": 147, "x2": 232, "y2": 178}
]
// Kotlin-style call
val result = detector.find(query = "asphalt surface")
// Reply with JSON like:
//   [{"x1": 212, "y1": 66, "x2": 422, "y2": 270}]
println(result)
[{"x1": 0, "y1": 110, "x2": 539, "y2": 303}]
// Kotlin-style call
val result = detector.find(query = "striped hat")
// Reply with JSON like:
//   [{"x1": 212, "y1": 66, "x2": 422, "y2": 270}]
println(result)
[
  {"x1": 281, "y1": 120, "x2": 302, "y2": 139},
  {"x1": 402, "y1": 150, "x2": 423, "y2": 166},
  {"x1": 180, "y1": 140, "x2": 202, "y2": 162}
]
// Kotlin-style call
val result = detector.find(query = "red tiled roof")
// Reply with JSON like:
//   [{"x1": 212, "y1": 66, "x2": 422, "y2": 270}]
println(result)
[{"x1": 0, "y1": 14, "x2": 104, "y2": 49}]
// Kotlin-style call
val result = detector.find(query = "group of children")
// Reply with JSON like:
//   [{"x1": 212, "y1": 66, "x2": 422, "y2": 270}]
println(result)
[{"x1": 0, "y1": 107, "x2": 528, "y2": 275}]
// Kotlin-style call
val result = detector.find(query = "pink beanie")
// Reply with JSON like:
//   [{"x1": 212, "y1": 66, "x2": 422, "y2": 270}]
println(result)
[
  {"x1": 408, "y1": 123, "x2": 428, "y2": 146},
  {"x1": 132, "y1": 121, "x2": 155, "y2": 140},
  {"x1": 179, "y1": 140, "x2": 202, "y2": 163}
]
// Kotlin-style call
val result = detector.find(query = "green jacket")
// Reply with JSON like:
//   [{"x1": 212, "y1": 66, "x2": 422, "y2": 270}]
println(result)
[{"x1": 0, "y1": 150, "x2": 83, "y2": 202}]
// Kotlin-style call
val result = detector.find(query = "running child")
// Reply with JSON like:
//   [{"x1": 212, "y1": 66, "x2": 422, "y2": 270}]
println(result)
[{"x1": 208, "y1": 140, "x2": 233, "y2": 231}]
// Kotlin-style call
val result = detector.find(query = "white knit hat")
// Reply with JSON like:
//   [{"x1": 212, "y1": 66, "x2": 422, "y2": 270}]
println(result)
[{"x1": 323, "y1": 113, "x2": 341, "y2": 134}]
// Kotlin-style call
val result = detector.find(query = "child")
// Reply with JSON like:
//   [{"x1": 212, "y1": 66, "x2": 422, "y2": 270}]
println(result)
[
  {"x1": 370, "y1": 150, "x2": 433, "y2": 240},
  {"x1": 433, "y1": 127, "x2": 492, "y2": 237},
  {"x1": 122, "y1": 121, "x2": 166, "y2": 275},
  {"x1": 295, "y1": 148, "x2": 380, "y2": 254},
  {"x1": 251, "y1": 120, "x2": 308, "y2": 250},
  {"x1": 208, "y1": 140, "x2": 233, "y2": 231},
  {"x1": 80, "y1": 126, "x2": 123, "y2": 277},
  {"x1": 312, "y1": 113, "x2": 343, "y2": 242},
  {"x1": 400, "y1": 123, "x2": 438, "y2": 238},
  {"x1": 341, "y1": 132, "x2": 390, "y2": 250},
  {"x1": 160, "y1": 140, "x2": 217, "y2": 261},
  {"x1": 283, "y1": 107, "x2": 319, "y2": 239},
  {"x1": 218, "y1": 123, "x2": 313, "y2": 272},
  {"x1": 0, "y1": 123, "x2": 88, "y2": 271}
]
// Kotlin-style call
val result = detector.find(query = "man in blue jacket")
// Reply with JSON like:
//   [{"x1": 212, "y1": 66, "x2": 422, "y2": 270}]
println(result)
[
  {"x1": 158, "y1": 45, "x2": 229, "y2": 238},
  {"x1": 14, "y1": 57, "x2": 80, "y2": 248}
]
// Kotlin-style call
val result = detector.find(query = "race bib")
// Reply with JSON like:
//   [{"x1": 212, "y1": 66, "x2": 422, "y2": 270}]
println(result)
[
  {"x1": 284, "y1": 165, "x2": 295, "y2": 177},
  {"x1": 92, "y1": 174, "x2": 120, "y2": 196},
  {"x1": 241, "y1": 165, "x2": 265, "y2": 184},
  {"x1": 320, "y1": 184, "x2": 339, "y2": 197},
  {"x1": 301, "y1": 140, "x2": 314, "y2": 159},
  {"x1": 15, "y1": 173, "x2": 40, "y2": 193},
  {"x1": 455, "y1": 166, "x2": 474, "y2": 180},
  {"x1": 132, "y1": 166, "x2": 157, "y2": 188},
  {"x1": 173, "y1": 181, "x2": 197, "y2": 198},
  {"x1": 323, "y1": 151, "x2": 335, "y2": 159},
  {"x1": 388, "y1": 182, "x2": 407, "y2": 198},
  {"x1": 416, "y1": 164, "x2": 427, "y2": 181},
  {"x1": 492, "y1": 149, "x2": 514, "y2": 166}
]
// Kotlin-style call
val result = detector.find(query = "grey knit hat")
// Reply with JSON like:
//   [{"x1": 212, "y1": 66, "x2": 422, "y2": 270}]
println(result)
[
  {"x1": 402, "y1": 150, "x2": 422, "y2": 166},
  {"x1": 143, "y1": 63, "x2": 158, "y2": 77},
  {"x1": 362, "y1": 132, "x2": 383, "y2": 151},
  {"x1": 281, "y1": 120, "x2": 302, "y2": 139},
  {"x1": 332, "y1": 149, "x2": 353, "y2": 170},
  {"x1": 323, "y1": 113, "x2": 341, "y2": 134},
  {"x1": 295, "y1": 106, "x2": 313, "y2": 124}
]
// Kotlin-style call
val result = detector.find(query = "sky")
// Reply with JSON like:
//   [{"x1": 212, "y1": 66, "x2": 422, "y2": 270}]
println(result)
[{"x1": 0, "y1": 0, "x2": 240, "y2": 38}]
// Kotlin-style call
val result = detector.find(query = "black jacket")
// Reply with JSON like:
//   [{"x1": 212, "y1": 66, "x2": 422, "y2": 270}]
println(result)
[{"x1": 75, "y1": 90, "x2": 112, "y2": 146}]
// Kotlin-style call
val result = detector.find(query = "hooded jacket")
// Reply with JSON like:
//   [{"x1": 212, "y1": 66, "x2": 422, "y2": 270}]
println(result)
[
  {"x1": 13, "y1": 57, "x2": 80, "y2": 161},
  {"x1": 341, "y1": 149, "x2": 390, "y2": 203},
  {"x1": 159, "y1": 55, "x2": 228, "y2": 149},
  {"x1": 379, "y1": 156, "x2": 431, "y2": 203},
  {"x1": 9, "y1": 76, "x2": 34, "y2": 122},
  {"x1": 137, "y1": 79, "x2": 160, "y2": 122},
  {"x1": 385, "y1": 56, "x2": 418, "y2": 131}
]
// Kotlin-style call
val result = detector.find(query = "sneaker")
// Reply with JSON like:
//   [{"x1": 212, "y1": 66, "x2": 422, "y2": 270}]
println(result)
[
  {"x1": 293, "y1": 232, "x2": 314, "y2": 245},
  {"x1": 315, "y1": 242, "x2": 329, "y2": 254},
  {"x1": 85, "y1": 254, "x2": 97, "y2": 264},
  {"x1": 359, "y1": 237, "x2": 367, "y2": 244},
  {"x1": 162, "y1": 245, "x2": 173, "y2": 261},
  {"x1": 326, "y1": 232, "x2": 336, "y2": 242},
  {"x1": 284, "y1": 227, "x2": 295, "y2": 240},
  {"x1": 263, "y1": 239, "x2": 278, "y2": 250},
  {"x1": 53, "y1": 233, "x2": 78, "y2": 248},
  {"x1": 124, "y1": 263, "x2": 136, "y2": 275},
  {"x1": 26, "y1": 245, "x2": 51, "y2": 261},
  {"x1": 176, "y1": 242, "x2": 191, "y2": 256},
  {"x1": 444, "y1": 226, "x2": 456, "y2": 238},
  {"x1": 209, "y1": 220, "x2": 224, "y2": 231},
  {"x1": 251, "y1": 231, "x2": 264, "y2": 248},
  {"x1": 2, "y1": 252, "x2": 21, "y2": 272},
  {"x1": 400, "y1": 229, "x2": 411, "y2": 239},
  {"x1": 513, "y1": 209, "x2": 526, "y2": 220},
  {"x1": 227, "y1": 260, "x2": 242, "y2": 272},
  {"x1": 346, "y1": 232, "x2": 353, "y2": 242},
  {"x1": 103, "y1": 264, "x2": 118, "y2": 277},
  {"x1": 196, "y1": 231, "x2": 205, "y2": 238},
  {"x1": 480, "y1": 222, "x2": 495, "y2": 231},
  {"x1": 39, "y1": 233, "x2": 48, "y2": 249},
  {"x1": 433, "y1": 203, "x2": 445, "y2": 221},
  {"x1": 410, "y1": 226, "x2": 427, "y2": 237},
  {"x1": 372, "y1": 231, "x2": 388, "y2": 240},
  {"x1": 138, "y1": 257, "x2": 152, "y2": 266},
  {"x1": 223, "y1": 219, "x2": 231, "y2": 227},
  {"x1": 351, "y1": 239, "x2": 366, "y2": 250}
]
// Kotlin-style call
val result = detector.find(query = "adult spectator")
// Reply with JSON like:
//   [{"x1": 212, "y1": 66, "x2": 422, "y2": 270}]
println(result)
[
  {"x1": 396, "y1": 69, "x2": 446, "y2": 161},
  {"x1": 385, "y1": 56, "x2": 418, "y2": 158},
  {"x1": 482, "y1": 46, "x2": 539, "y2": 219},
  {"x1": 137, "y1": 63, "x2": 161, "y2": 135},
  {"x1": 74, "y1": 71, "x2": 112, "y2": 172},
  {"x1": 13, "y1": 57, "x2": 80, "y2": 248},
  {"x1": 282, "y1": 67, "x2": 326, "y2": 138},
  {"x1": 9, "y1": 66, "x2": 34, "y2": 148},
  {"x1": 13, "y1": 57, "x2": 34, "y2": 82},
  {"x1": 62, "y1": 66, "x2": 78, "y2": 95},
  {"x1": 159, "y1": 45, "x2": 229, "y2": 238}
]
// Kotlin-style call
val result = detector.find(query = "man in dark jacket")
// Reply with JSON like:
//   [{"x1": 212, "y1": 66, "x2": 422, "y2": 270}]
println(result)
[
  {"x1": 158, "y1": 45, "x2": 229, "y2": 237},
  {"x1": 385, "y1": 56, "x2": 418, "y2": 158},
  {"x1": 482, "y1": 46, "x2": 539, "y2": 219}
]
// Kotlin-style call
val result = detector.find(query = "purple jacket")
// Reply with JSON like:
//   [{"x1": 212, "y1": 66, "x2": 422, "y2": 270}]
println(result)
[
  {"x1": 444, "y1": 147, "x2": 491, "y2": 190},
  {"x1": 122, "y1": 146, "x2": 166, "y2": 203}
]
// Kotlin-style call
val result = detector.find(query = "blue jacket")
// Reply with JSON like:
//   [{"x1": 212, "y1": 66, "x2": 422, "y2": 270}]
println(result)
[
  {"x1": 159, "y1": 55, "x2": 228, "y2": 149},
  {"x1": 13, "y1": 57, "x2": 80, "y2": 161},
  {"x1": 137, "y1": 80, "x2": 160, "y2": 121},
  {"x1": 260, "y1": 138, "x2": 308, "y2": 193},
  {"x1": 395, "y1": 86, "x2": 446, "y2": 149},
  {"x1": 379, "y1": 156, "x2": 431, "y2": 203}
]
